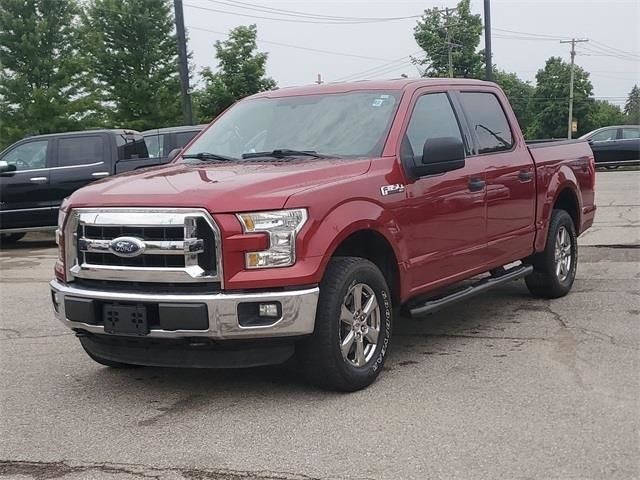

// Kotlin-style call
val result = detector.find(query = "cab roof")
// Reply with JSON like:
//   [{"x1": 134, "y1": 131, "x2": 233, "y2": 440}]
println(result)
[{"x1": 249, "y1": 78, "x2": 497, "y2": 99}]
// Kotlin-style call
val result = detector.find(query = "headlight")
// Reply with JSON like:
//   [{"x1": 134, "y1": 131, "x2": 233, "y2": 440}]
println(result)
[{"x1": 237, "y1": 209, "x2": 308, "y2": 268}]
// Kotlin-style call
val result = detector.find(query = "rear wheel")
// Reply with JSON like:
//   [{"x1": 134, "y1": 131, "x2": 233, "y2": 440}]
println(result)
[
  {"x1": 297, "y1": 257, "x2": 393, "y2": 391},
  {"x1": 0, "y1": 233, "x2": 25, "y2": 245},
  {"x1": 525, "y1": 209, "x2": 578, "y2": 298}
]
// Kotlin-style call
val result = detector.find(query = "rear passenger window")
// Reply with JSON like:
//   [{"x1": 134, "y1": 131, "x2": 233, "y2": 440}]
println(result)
[
  {"x1": 621, "y1": 128, "x2": 640, "y2": 139},
  {"x1": 460, "y1": 92, "x2": 514, "y2": 154},
  {"x1": 403, "y1": 93, "x2": 463, "y2": 160},
  {"x1": 58, "y1": 136, "x2": 105, "y2": 166},
  {"x1": 174, "y1": 131, "x2": 199, "y2": 149}
]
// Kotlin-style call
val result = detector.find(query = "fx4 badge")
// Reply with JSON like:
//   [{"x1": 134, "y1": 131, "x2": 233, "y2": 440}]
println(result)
[{"x1": 380, "y1": 184, "x2": 405, "y2": 196}]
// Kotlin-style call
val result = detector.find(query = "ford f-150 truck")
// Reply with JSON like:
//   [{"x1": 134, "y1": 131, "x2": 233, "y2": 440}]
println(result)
[{"x1": 51, "y1": 79, "x2": 596, "y2": 391}]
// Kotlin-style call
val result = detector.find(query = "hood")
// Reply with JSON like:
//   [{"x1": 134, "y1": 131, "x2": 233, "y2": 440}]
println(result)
[{"x1": 68, "y1": 158, "x2": 371, "y2": 213}]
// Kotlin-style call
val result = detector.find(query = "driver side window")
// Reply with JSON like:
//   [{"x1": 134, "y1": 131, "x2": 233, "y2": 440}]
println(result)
[
  {"x1": 3, "y1": 140, "x2": 49, "y2": 171},
  {"x1": 590, "y1": 129, "x2": 616, "y2": 142}
]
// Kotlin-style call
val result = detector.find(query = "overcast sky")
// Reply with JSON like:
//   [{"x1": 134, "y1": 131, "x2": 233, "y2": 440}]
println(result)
[{"x1": 183, "y1": 0, "x2": 640, "y2": 108}]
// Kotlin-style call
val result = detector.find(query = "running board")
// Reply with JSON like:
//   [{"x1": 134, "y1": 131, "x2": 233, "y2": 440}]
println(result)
[{"x1": 408, "y1": 264, "x2": 534, "y2": 318}]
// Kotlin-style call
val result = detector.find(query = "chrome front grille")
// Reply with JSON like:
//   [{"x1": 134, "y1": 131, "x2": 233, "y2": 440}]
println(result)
[{"x1": 64, "y1": 209, "x2": 222, "y2": 284}]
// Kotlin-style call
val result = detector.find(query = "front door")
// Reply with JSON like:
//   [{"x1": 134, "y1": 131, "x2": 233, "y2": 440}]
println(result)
[
  {"x1": 0, "y1": 138, "x2": 56, "y2": 231},
  {"x1": 398, "y1": 91, "x2": 487, "y2": 296},
  {"x1": 458, "y1": 91, "x2": 536, "y2": 265}
]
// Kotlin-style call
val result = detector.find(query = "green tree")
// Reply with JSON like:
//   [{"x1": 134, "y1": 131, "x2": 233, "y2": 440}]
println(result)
[
  {"x1": 0, "y1": 0, "x2": 94, "y2": 148},
  {"x1": 584, "y1": 100, "x2": 625, "y2": 132},
  {"x1": 624, "y1": 84, "x2": 640, "y2": 124},
  {"x1": 493, "y1": 70, "x2": 535, "y2": 136},
  {"x1": 527, "y1": 57, "x2": 594, "y2": 139},
  {"x1": 413, "y1": 0, "x2": 483, "y2": 78},
  {"x1": 195, "y1": 25, "x2": 276, "y2": 121},
  {"x1": 82, "y1": 0, "x2": 182, "y2": 130}
]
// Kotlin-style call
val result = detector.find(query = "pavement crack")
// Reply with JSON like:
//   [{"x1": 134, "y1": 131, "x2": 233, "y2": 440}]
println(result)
[
  {"x1": 394, "y1": 333, "x2": 547, "y2": 341},
  {"x1": 0, "y1": 460, "x2": 327, "y2": 480}
]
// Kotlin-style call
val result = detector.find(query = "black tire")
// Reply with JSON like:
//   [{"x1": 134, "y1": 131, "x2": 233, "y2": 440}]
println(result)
[
  {"x1": 297, "y1": 257, "x2": 393, "y2": 392},
  {"x1": 0, "y1": 233, "x2": 25, "y2": 245},
  {"x1": 525, "y1": 209, "x2": 578, "y2": 299},
  {"x1": 82, "y1": 345, "x2": 139, "y2": 369}
]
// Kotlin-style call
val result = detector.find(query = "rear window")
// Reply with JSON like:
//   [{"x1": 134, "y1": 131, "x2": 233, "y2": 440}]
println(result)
[
  {"x1": 144, "y1": 134, "x2": 164, "y2": 158},
  {"x1": 58, "y1": 136, "x2": 105, "y2": 166},
  {"x1": 174, "y1": 131, "x2": 199, "y2": 149},
  {"x1": 460, "y1": 92, "x2": 514, "y2": 154},
  {"x1": 116, "y1": 133, "x2": 148, "y2": 160},
  {"x1": 621, "y1": 128, "x2": 640, "y2": 140}
]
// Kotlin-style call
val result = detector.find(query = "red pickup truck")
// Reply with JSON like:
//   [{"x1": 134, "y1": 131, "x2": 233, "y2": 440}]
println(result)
[{"x1": 51, "y1": 79, "x2": 596, "y2": 391}]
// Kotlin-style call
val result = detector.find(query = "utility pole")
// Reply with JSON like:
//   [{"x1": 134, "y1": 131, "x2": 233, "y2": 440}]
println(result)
[
  {"x1": 174, "y1": 0, "x2": 193, "y2": 125},
  {"x1": 483, "y1": 0, "x2": 493, "y2": 81},
  {"x1": 443, "y1": 7, "x2": 461, "y2": 78},
  {"x1": 560, "y1": 38, "x2": 588, "y2": 138}
]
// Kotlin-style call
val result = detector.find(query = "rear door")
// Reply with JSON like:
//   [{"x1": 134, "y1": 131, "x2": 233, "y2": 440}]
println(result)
[
  {"x1": 457, "y1": 90, "x2": 536, "y2": 265},
  {"x1": 398, "y1": 90, "x2": 487, "y2": 294},
  {"x1": 617, "y1": 127, "x2": 640, "y2": 161},
  {"x1": 0, "y1": 138, "x2": 56, "y2": 230},
  {"x1": 48, "y1": 134, "x2": 110, "y2": 209}
]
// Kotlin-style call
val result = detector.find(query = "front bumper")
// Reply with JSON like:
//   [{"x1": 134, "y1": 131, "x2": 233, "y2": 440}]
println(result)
[{"x1": 50, "y1": 280, "x2": 319, "y2": 340}]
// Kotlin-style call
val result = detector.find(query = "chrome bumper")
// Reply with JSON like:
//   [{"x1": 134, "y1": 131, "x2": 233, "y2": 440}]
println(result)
[{"x1": 50, "y1": 280, "x2": 319, "y2": 340}]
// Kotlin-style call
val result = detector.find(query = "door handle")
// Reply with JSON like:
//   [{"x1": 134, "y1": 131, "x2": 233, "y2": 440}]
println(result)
[
  {"x1": 29, "y1": 176, "x2": 47, "y2": 183},
  {"x1": 518, "y1": 170, "x2": 534, "y2": 182},
  {"x1": 91, "y1": 171, "x2": 109, "y2": 177},
  {"x1": 468, "y1": 178, "x2": 486, "y2": 192}
]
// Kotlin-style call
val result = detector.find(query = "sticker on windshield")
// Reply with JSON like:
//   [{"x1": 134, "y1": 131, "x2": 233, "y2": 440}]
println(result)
[{"x1": 372, "y1": 98, "x2": 385, "y2": 107}]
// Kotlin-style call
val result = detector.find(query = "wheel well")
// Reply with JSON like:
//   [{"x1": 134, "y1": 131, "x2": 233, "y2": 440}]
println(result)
[
  {"x1": 332, "y1": 230, "x2": 401, "y2": 306},
  {"x1": 554, "y1": 188, "x2": 580, "y2": 229}
]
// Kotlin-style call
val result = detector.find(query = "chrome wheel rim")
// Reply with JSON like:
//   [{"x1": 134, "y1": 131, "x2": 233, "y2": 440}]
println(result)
[
  {"x1": 339, "y1": 283, "x2": 381, "y2": 367},
  {"x1": 554, "y1": 226, "x2": 572, "y2": 282}
]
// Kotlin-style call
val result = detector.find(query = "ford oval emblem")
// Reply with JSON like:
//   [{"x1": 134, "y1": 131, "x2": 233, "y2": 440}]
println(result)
[{"x1": 109, "y1": 236, "x2": 146, "y2": 258}]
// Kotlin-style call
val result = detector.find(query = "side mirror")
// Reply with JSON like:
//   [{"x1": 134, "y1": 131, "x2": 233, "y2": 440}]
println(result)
[
  {"x1": 0, "y1": 160, "x2": 16, "y2": 173},
  {"x1": 411, "y1": 137, "x2": 465, "y2": 177},
  {"x1": 166, "y1": 148, "x2": 181, "y2": 162}
]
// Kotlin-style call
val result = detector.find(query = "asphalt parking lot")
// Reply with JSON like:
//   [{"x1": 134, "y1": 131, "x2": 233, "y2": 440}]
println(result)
[{"x1": 0, "y1": 170, "x2": 638, "y2": 480}]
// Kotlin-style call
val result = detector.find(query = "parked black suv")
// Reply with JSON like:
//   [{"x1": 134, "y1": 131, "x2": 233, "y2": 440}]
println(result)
[
  {"x1": 142, "y1": 124, "x2": 206, "y2": 160},
  {"x1": 0, "y1": 129, "x2": 165, "y2": 244}
]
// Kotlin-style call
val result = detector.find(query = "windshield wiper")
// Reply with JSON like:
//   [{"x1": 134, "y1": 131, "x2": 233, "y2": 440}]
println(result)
[
  {"x1": 241, "y1": 149, "x2": 334, "y2": 160},
  {"x1": 182, "y1": 152, "x2": 239, "y2": 162}
]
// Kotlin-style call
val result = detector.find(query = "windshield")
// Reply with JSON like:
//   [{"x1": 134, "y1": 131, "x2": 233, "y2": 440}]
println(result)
[{"x1": 182, "y1": 90, "x2": 401, "y2": 160}]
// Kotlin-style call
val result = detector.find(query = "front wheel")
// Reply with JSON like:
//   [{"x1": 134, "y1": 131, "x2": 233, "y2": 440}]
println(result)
[
  {"x1": 297, "y1": 257, "x2": 393, "y2": 391},
  {"x1": 525, "y1": 209, "x2": 578, "y2": 298}
]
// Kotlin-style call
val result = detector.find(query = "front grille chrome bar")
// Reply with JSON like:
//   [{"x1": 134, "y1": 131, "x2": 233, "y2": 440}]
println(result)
[
  {"x1": 64, "y1": 208, "x2": 223, "y2": 285},
  {"x1": 78, "y1": 237, "x2": 205, "y2": 256}
]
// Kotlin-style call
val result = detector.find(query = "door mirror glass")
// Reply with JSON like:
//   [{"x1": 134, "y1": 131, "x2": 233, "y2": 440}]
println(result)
[
  {"x1": 0, "y1": 160, "x2": 16, "y2": 173},
  {"x1": 412, "y1": 136, "x2": 465, "y2": 176},
  {"x1": 166, "y1": 148, "x2": 182, "y2": 162}
]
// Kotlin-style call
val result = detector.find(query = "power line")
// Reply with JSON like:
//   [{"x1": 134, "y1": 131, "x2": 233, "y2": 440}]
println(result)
[
  {"x1": 205, "y1": 0, "x2": 423, "y2": 22},
  {"x1": 184, "y1": 2, "x2": 420, "y2": 24},
  {"x1": 589, "y1": 39, "x2": 640, "y2": 60},
  {"x1": 334, "y1": 53, "x2": 423, "y2": 82},
  {"x1": 187, "y1": 25, "x2": 393, "y2": 61}
]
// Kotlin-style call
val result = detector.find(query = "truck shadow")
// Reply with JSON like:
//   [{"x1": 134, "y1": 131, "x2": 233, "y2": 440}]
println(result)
[
  {"x1": 0, "y1": 233, "x2": 56, "y2": 251},
  {"x1": 85, "y1": 281, "x2": 542, "y2": 405}
]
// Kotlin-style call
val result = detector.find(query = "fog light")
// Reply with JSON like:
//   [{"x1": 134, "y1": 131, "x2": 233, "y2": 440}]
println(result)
[
  {"x1": 51, "y1": 291, "x2": 60, "y2": 314},
  {"x1": 259, "y1": 303, "x2": 280, "y2": 318}
]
